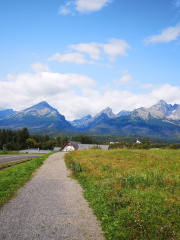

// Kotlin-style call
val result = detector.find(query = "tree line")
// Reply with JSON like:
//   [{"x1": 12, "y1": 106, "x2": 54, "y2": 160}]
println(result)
[
  {"x1": 71, "y1": 135, "x2": 98, "y2": 144},
  {"x1": 0, "y1": 128, "x2": 97, "y2": 151},
  {"x1": 109, "y1": 139, "x2": 180, "y2": 150},
  {"x1": 0, "y1": 128, "x2": 69, "y2": 151},
  {"x1": 1, "y1": 127, "x2": 179, "y2": 151}
]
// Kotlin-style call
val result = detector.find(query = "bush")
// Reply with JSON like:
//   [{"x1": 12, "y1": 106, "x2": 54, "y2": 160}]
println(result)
[
  {"x1": 0, "y1": 150, "x2": 8, "y2": 154},
  {"x1": 169, "y1": 143, "x2": 180, "y2": 150}
]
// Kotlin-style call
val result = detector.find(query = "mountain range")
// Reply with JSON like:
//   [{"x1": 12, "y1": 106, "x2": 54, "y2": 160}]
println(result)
[
  {"x1": 0, "y1": 100, "x2": 180, "y2": 140},
  {"x1": 0, "y1": 109, "x2": 16, "y2": 119},
  {"x1": 0, "y1": 101, "x2": 72, "y2": 130},
  {"x1": 70, "y1": 108, "x2": 131, "y2": 129}
]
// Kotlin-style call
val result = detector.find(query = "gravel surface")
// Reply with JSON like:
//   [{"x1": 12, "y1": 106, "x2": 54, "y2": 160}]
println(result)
[{"x1": 0, "y1": 152, "x2": 105, "y2": 240}]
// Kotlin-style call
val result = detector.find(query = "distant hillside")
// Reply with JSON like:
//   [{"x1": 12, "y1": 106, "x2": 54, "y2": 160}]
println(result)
[
  {"x1": 0, "y1": 101, "x2": 72, "y2": 130},
  {"x1": 0, "y1": 109, "x2": 16, "y2": 119},
  {"x1": 131, "y1": 100, "x2": 180, "y2": 120},
  {"x1": 70, "y1": 107, "x2": 130, "y2": 129},
  {"x1": 88, "y1": 112, "x2": 180, "y2": 140},
  {"x1": 1, "y1": 100, "x2": 180, "y2": 141}
]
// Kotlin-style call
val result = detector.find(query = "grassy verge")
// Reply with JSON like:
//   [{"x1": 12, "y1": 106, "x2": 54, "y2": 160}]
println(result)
[
  {"x1": 65, "y1": 149, "x2": 180, "y2": 240},
  {"x1": 0, "y1": 150, "x2": 33, "y2": 155},
  {"x1": 0, "y1": 158, "x2": 36, "y2": 171},
  {"x1": 0, "y1": 153, "x2": 53, "y2": 208},
  {"x1": 0, "y1": 151, "x2": 20, "y2": 155}
]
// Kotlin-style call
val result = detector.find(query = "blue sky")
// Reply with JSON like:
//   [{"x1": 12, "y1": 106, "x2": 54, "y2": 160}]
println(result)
[{"x1": 0, "y1": 0, "x2": 180, "y2": 120}]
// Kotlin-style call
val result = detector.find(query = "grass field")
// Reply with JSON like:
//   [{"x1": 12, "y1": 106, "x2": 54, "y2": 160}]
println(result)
[
  {"x1": 0, "y1": 150, "x2": 22, "y2": 155},
  {"x1": 0, "y1": 153, "x2": 53, "y2": 208},
  {"x1": 65, "y1": 149, "x2": 180, "y2": 240}
]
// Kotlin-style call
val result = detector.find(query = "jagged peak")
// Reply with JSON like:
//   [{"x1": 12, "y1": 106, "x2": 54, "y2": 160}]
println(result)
[
  {"x1": 158, "y1": 100, "x2": 168, "y2": 105},
  {"x1": 100, "y1": 107, "x2": 113, "y2": 113},
  {"x1": 25, "y1": 101, "x2": 54, "y2": 111},
  {"x1": 95, "y1": 107, "x2": 116, "y2": 119}
]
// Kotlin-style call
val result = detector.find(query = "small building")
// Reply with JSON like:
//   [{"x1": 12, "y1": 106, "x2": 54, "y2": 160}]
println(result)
[
  {"x1": 60, "y1": 141, "x2": 81, "y2": 152},
  {"x1": 110, "y1": 142, "x2": 119, "y2": 144},
  {"x1": 60, "y1": 141, "x2": 109, "y2": 152},
  {"x1": 53, "y1": 147, "x2": 61, "y2": 152}
]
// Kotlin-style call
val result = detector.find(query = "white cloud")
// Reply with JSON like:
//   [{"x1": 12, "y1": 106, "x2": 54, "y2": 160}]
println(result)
[
  {"x1": 76, "y1": 0, "x2": 112, "y2": 12},
  {"x1": 101, "y1": 83, "x2": 110, "y2": 91},
  {"x1": 0, "y1": 72, "x2": 96, "y2": 116},
  {"x1": 149, "y1": 84, "x2": 180, "y2": 103},
  {"x1": 48, "y1": 39, "x2": 131, "y2": 65},
  {"x1": 31, "y1": 63, "x2": 50, "y2": 73},
  {"x1": 101, "y1": 39, "x2": 131, "y2": 61},
  {"x1": 114, "y1": 74, "x2": 133, "y2": 85},
  {"x1": 59, "y1": 8, "x2": 70, "y2": 15},
  {"x1": 140, "y1": 83, "x2": 154, "y2": 89},
  {"x1": 1, "y1": 71, "x2": 180, "y2": 120},
  {"x1": 47, "y1": 52, "x2": 86, "y2": 64},
  {"x1": 7, "y1": 74, "x2": 15, "y2": 80},
  {"x1": 69, "y1": 43, "x2": 101, "y2": 60},
  {"x1": 144, "y1": 24, "x2": 180, "y2": 44},
  {"x1": 59, "y1": 0, "x2": 112, "y2": 15}
]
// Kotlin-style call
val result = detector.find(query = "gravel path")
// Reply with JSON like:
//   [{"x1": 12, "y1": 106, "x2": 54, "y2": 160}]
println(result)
[{"x1": 0, "y1": 152, "x2": 105, "y2": 240}]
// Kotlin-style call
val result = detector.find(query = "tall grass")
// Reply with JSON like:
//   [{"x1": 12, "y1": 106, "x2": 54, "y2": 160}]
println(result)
[
  {"x1": 0, "y1": 153, "x2": 53, "y2": 208},
  {"x1": 65, "y1": 149, "x2": 180, "y2": 240}
]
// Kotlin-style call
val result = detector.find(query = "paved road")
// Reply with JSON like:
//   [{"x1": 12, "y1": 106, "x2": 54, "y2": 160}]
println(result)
[
  {"x1": 0, "y1": 155, "x2": 42, "y2": 165},
  {"x1": 0, "y1": 152, "x2": 104, "y2": 240}
]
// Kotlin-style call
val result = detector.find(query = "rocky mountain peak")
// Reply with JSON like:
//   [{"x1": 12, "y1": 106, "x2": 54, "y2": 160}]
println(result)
[
  {"x1": 26, "y1": 101, "x2": 53, "y2": 111},
  {"x1": 100, "y1": 107, "x2": 115, "y2": 118},
  {"x1": 158, "y1": 100, "x2": 168, "y2": 105},
  {"x1": 150, "y1": 100, "x2": 173, "y2": 117}
]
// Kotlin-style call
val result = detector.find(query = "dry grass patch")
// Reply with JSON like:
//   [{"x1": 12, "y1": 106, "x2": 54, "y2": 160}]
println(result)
[{"x1": 65, "y1": 149, "x2": 180, "y2": 240}]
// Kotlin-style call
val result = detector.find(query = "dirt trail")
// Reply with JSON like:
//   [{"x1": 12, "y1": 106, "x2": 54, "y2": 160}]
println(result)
[{"x1": 0, "y1": 152, "x2": 104, "y2": 240}]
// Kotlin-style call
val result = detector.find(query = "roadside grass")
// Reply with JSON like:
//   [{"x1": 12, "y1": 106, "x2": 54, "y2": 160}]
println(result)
[
  {"x1": 65, "y1": 149, "x2": 180, "y2": 240},
  {"x1": 0, "y1": 150, "x2": 29, "y2": 155},
  {"x1": 0, "y1": 153, "x2": 53, "y2": 208},
  {"x1": 0, "y1": 158, "x2": 36, "y2": 171}
]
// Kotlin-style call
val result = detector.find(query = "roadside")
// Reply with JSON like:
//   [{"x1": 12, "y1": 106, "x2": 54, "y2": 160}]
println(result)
[
  {"x1": 0, "y1": 154, "x2": 42, "y2": 165},
  {"x1": 0, "y1": 152, "x2": 104, "y2": 240}
]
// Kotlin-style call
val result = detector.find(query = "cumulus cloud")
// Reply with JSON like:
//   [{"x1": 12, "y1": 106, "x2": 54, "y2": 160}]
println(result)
[
  {"x1": 1, "y1": 72, "x2": 180, "y2": 120},
  {"x1": 114, "y1": 74, "x2": 133, "y2": 86},
  {"x1": 31, "y1": 63, "x2": 50, "y2": 73},
  {"x1": 47, "y1": 52, "x2": 87, "y2": 64},
  {"x1": 144, "y1": 24, "x2": 180, "y2": 44},
  {"x1": 69, "y1": 43, "x2": 101, "y2": 60},
  {"x1": 0, "y1": 72, "x2": 96, "y2": 115},
  {"x1": 140, "y1": 83, "x2": 154, "y2": 89},
  {"x1": 59, "y1": 8, "x2": 70, "y2": 15},
  {"x1": 76, "y1": 0, "x2": 112, "y2": 13},
  {"x1": 59, "y1": 0, "x2": 112, "y2": 15},
  {"x1": 101, "y1": 39, "x2": 131, "y2": 61},
  {"x1": 48, "y1": 39, "x2": 131, "y2": 65}
]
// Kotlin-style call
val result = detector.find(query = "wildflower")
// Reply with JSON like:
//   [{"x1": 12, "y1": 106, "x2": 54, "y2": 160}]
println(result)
[{"x1": 165, "y1": 224, "x2": 168, "y2": 227}]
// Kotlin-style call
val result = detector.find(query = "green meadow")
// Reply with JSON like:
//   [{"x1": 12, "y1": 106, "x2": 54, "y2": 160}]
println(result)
[
  {"x1": 0, "y1": 153, "x2": 52, "y2": 208},
  {"x1": 65, "y1": 149, "x2": 180, "y2": 240}
]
